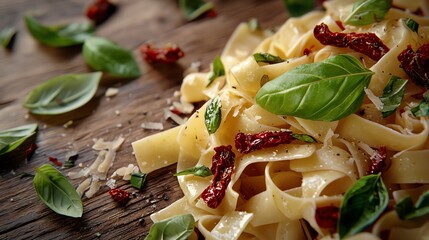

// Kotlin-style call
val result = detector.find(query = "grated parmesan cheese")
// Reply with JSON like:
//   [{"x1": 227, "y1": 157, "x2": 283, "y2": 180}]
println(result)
[
  {"x1": 364, "y1": 88, "x2": 383, "y2": 110},
  {"x1": 171, "y1": 101, "x2": 194, "y2": 114},
  {"x1": 141, "y1": 122, "x2": 164, "y2": 130},
  {"x1": 163, "y1": 108, "x2": 187, "y2": 125},
  {"x1": 105, "y1": 87, "x2": 119, "y2": 97}
]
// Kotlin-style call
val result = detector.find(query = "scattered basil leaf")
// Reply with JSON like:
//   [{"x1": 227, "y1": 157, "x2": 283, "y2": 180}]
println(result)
[
  {"x1": 247, "y1": 18, "x2": 261, "y2": 32},
  {"x1": 23, "y1": 72, "x2": 102, "y2": 115},
  {"x1": 62, "y1": 152, "x2": 78, "y2": 169},
  {"x1": 411, "y1": 91, "x2": 429, "y2": 117},
  {"x1": 338, "y1": 174, "x2": 388, "y2": 239},
  {"x1": 204, "y1": 96, "x2": 222, "y2": 134},
  {"x1": 395, "y1": 191, "x2": 429, "y2": 220},
  {"x1": 207, "y1": 55, "x2": 225, "y2": 87},
  {"x1": 291, "y1": 133, "x2": 316, "y2": 143},
  {"x1": 405, "y1": 18, "x2": 419, "y2": 33},
  {"x1": 256, "y1": 54, "x2": 373, "y2": 121},
  {"x1": 24, "y1": 15, "x2": 94, "y2": 47},
  {"x1": 253, "y1": 53, "x2": 285, "y2": 64},
  {"x1": 0, "y1": 27, "x2": 16, "y2": 49},
  {"x1": 131, "y1": 172, "x2": 147, "y2": 190},
  {"x1": 345, "y1": 0, "x2": 392, "y2": 26},
  {"x1": 179, "y1": 0, "x2": 214, "y2": 21},
  {"x1": 34, "y1": 164, "x2": 83, "y2": 218},
  {"x1": 283, "y1": 0, "x2": 315, "y2": 17},
  {"x1": 0, "y1": 123, "x2": 37, "y2": 156},
  {"x1": 83, "y1": 37, "x2": 141, "y2": 78},
  {"x1": 174, "y1": 165, "x2": 212, "y2": 177},
  {"x1": 379, "y1": 76, "x2": 407, "y2": 117},
  {"x1": 145, "y1": 214, "x2": 195, "y2": 240}
]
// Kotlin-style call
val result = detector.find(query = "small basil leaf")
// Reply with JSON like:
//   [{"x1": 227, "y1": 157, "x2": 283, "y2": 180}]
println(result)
[
  {"x1": 247, "y1": 18, "x2": 261, "y2": 32},
  {"x1": 379, "y1": 76, "x2": 407, "y2": 117},
  {"x1": 24, "y1": 15, "x2": 94, "y2": 47},
  {"x1": 253, "y1": 53, "x2": 285, "y2": 64},
  {"x1": 411, "y1": 91, "x2": 429, "y2": 117},
  {"x1": 0, "y1": 123, "x2": 38, "y2": 156},
  {"x1": 338, "y1": 174, "x2": 388, "y2": 238},
  {"x1": 207, "y1": 56, "x2": 225, "y2": 87},
  {"x1": 179, "y1": 0, "x2": 214, "y2": 21},
  {"x1": 83, "y1": 37, "x2": 141, "y2": 78},
  {"x1": 145, "y1": 214, "x2": 195, "y2": 240},
  {"x1": 34, "y1": 164, "x2": 83, "y2": 218},
  {"x1": 345, "y1": 0, "x2": 392, "y2": 26},
  {"x1": 395, "y1": 191, "x2": 429, "y2": 220},
  {"x1": 130, "y1": 172, "x2": 147, "y2": 190},
  {"x1": 405, "y1": 18, "x2": 419, "y2": 33},
  {"x1": 256, "y1": 54, "x2": 373, "y2": 121},
  {"x1": 204, "y1": 96, "x2": 222, "y2": 134},
  {"x1": 23, "y1": 72, "x2": 102, "y2": 115},
  {"x1": 291, "y1": 133, "x2": 316, "y2": 143},
  {"x1": 0, "y1": 27, "x2": 16, "y2": 49},
  {"x1": 283, "y1": 0, "x2": 316, "y2": 17},
  {"x1": 174, "y1": 165, "x2": 212, "y2": 177}
]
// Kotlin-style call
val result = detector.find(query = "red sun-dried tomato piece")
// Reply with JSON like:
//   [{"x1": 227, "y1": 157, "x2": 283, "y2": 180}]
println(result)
[
  {"x1": 85, "y1": 0, "x2": 116, "y2": 25},
  {"x1": 140, "y1": 44, "x2": 185, "y2": 64},
  {"x1": 315, "y1": 206, "x2": 339, "y2": 229},
  {"x1": 201, "y1": 145, "x2": 235, "y2": 208},
  {"x1": 48, "y1": 156, "x2": 62, "y2": 167},
  {"x1": 398, "y1": 43, "x2": 429, "y2": 90},
  {"x1": 367, "y1": 146, "x2": 387, "y2": 175},
  {"x1": 314, "y1": 23, "x2": 390, "y2": 61},
  {"x1": 109, "y1": 188, "x2": 130, "y2": 205},
  {"x1": 24, "y1": 143, "x2": 37, "y2": 160},
  {"x1": 235, "y1": 131, "x2": 295, "y2": 154}
]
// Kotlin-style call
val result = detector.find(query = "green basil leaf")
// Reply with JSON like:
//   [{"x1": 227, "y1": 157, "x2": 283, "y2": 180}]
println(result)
[
  {"x1": 0, "y1": 123, "x2": 37, "y2": 156},
  {"x1": 207, "y1": 55, "x2": 225, "y2": 87},
  {"x1": 130, "y1": 172, "x2": 147, "y2": 190},
  {"x1": 405, "y1": 18, "x2": 419, "y2": 33},
  {"x1": 179, "y1": 0, "x2": 214, "y2": 21},
  {"x1": 345, "y1": 0, "x2": 392, "y2": 26},
  {"x1": 0, "y1": 27, "x2": 16, "y2": 49},
  {"x1": 256, "y1": 54, "x2": 373, "y2": 121},
  {"x1": 83, "y1": 37, "x2": 141, "y2": 78},
  {"x1": 145, "y1": 214, "x2": 195, "y2": 240},
  {"x1": 379, "y1": 76, "x2": 407, "y2": 117},
  {"x1": 253, "y1": 53, "x2": 285, "y2": 64},
  {"x1": 23, "y1": 72, "x2": 102, "y2": 115},
  {"x1": 411, "y1": 91, "x2": 429, "y2": 117},
  {"x1": 338, "y1": 174, "x2": 388, "y2": 238},
  {"x1": 291, "y1": 133, "x2": 316, "y2": 143},
  {"x1": 24, "y1": 15, "x2": 94, "y2": 47},
  {"x1": 283, "y1": 0, "x2": 316, "y2": 17},
  {"x1": 204, "y1": 96, "x2": 222, "y2": 134},
  {"x1": 34, "y1": 164, "x2": 83, "y2": 218},
  {"x1": 247, "y1": 18, "x2": 261, "y2": 32},
  {"x1": 174, "y1": 165, "x2": 212, "y2": 177},
  {"x1": 395, "y1": 191, "x2": 429, "y2": 220}
]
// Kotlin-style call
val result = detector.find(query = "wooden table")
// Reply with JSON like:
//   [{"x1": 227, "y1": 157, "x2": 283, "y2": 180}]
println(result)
[{"x1": 0, "y1": 0, "x2": 287, "y2": 239}]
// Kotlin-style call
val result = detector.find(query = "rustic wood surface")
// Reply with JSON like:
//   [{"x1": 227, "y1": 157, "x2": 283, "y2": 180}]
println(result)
[{"x1": 0, "y1": 0, "x2": 288, "y2": 239}]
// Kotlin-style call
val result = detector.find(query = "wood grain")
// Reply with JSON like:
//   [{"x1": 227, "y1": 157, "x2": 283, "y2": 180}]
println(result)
[{"x1": 0, "y1": 0, "x2": 287, "y2": 238}]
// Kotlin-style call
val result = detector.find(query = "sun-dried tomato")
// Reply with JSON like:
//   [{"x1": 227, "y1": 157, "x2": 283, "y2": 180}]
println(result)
[
  {"x1": 201, "y1": 145, "x2": 235, "y2": 208},
  {"x1": 109, "y1": 188, "x2": 130, "y2": 205},
  {"x1": 368, "y1": 146, "x2": 387, "y2": 175},
  {"x1": 24, "y1": 143, "x2": 37, "y2": 160},
  {"x1": 85, "y1": 0, "x2": 116, "y2": 25},
  {"x1": 303, "y1": 48, "x2": 312, "y2": 56},
  {"x1": 335, "y1": 20, "x2": 345, "y2": 31},
  {"x1": 140, "y1": 44, "x2": 185, "y2": 64},
  {"x1": 313, "y1": 23, "x2": 389, "y2": 61},
  {"x1": 48, "y1": 156, "x2": 62, "y2": 167},
  {"x1": 315, "y1": 206, "x2": 339, "y2": 229},
  {"x1": 398, "y1": 43, "x2": 429, "y2": 90},
  {"x1": 235, "y1": 131, "x2": 295, "y2": 154}
]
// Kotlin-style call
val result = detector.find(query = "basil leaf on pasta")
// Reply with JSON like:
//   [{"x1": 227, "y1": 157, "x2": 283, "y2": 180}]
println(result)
[
  {"x1": 174, "y1": 165, "x2": 212, "y2": 177},
  {"x1": 345, "y1": 0, "x2": 392, "y2": 26},
  {"x1": 395, "y1": 191, "x2": 429, "y2": 220},
  {"x1": 253, "y1": 53, "x2": 284, "y2": 64},
  {"x1": 291, "y1": 133, "x2": 316, "y2": 143},
  {"x1": 411, "y1": 91, "x2": 429, "y2": 117},
  {"x1": 145, "y1": 214, "x2": 195, "y2": 240},
  {"x1": 379, "y1": 76, "x2": 407, "y2": 117},
  {"x1": 405, "y1": 18, "x2": 419, "y2": 33},
  {"x1": 204, "y1": 96, "x2": 222, "y2": 134},
  {"x1": 207, "y1": 56, "x2": 225, "y2": 87}
]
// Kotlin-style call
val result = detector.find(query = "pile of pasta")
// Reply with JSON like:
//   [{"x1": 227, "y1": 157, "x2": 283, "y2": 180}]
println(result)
[{"x1": 132, "y1": 0, "x2": 429, "y2": 239}]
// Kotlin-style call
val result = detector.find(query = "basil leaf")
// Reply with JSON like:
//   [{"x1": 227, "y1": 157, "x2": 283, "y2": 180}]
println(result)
[
  {"x1": 0, "y1": 27, "x2": 16, "y2": 49},
  {"x1": 23, "y1": 72, "x2": 102, "y2": 115},
  {"x1": 291, "y1": 133, "x2": 316, "y2": 143},
  {"x1": 411, "y1": 91, "x2": 429, "y2": 117},
  {"x1": 145, "y1": 214, "x2": 195, "y2": 240},
  {"x1": 247, "y1": 18, "x2": 261, "y2": 32},
  {"x1": 0, "y1": 123, "x2": 37, "y2": 156},
  {"x1": 34, "y1": 164, "x2": 83, "y2": 218},
  {"x1": 83, "y1": 37, "x2": 141, "y2": 78},
  {"x1": 253, "y1": 53, "x2": 285, "y2": 64},
  {"x1": 24, "y1": 15, "x2": 94, "y2": 47},
  {"x1": 207, "y1": 56, "x2": 225, "y2": 87},
  {"x1": 395, "y1": 191, "x2": 429, "y2": 220},
  {"x1": 130, "y1": 172, "x2": 147, "y2": 190},
  {"x1": 345, "y1": 0, "x2": 392, "y2": 26},
  {"x1": 405, "y1": 18, "x2": 419, "y2": 33},
  {"x1": 283, "y1": 0, "x2": 315, "y2": 17},
  {"x1": 379, "y1": 76, "x2": 407, "y2": 117},
  {"x1": 338, "y1": 174, "x2": 388, "y2": 238},
  {"x1": 256, "y1": 54, "x2": 373, "y2": 121},
  {"x1": 179, "y1": 0, "x2": 214, "y2": 21},
  {"x1": 174, "y1": 165, "x2": 212, "y2": 177},
  {"x1": 204, "y1": 96, "x2": 222, "y2": 134}
]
